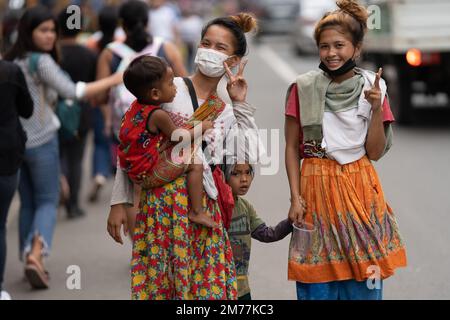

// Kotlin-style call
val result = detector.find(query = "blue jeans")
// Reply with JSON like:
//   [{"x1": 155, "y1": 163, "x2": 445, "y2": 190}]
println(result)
[
  {"x1": 92, "y1": 108, "x2": 112, "y2": 178},
  {"x1": 0, "y1": 172, "x2": 19, "y2": 290},
  {"x1": 296, "y1": 280, "x2": 383, "y2": 300},
  {"x1": 18, "y1": 136, "x2": 60, "y2": 259}
]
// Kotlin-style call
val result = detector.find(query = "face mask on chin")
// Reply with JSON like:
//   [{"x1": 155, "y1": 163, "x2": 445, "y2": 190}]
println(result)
[
  {"x1": 194, "y1": 47, "x2": 235, "y2": 78},
  {"x1": 319, "y1": 58, "x2": 357, "y2": 77}
]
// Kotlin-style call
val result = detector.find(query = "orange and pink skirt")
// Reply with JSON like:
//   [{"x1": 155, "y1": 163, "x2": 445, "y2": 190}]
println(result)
[{"x1": 288, "y1": 156, "x2": 407, "y2": 283}]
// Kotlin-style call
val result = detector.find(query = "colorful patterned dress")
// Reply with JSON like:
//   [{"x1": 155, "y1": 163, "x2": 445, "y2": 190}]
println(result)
[
  {"x1": 130, "y1": 79, "x2": 239, "y2": 300},
  {"x1": 131, "y1": 177, "x2": 237, "y2": 300},
  {"x1": 285, "y1": 82, "x2": 407, "y2": 284}
]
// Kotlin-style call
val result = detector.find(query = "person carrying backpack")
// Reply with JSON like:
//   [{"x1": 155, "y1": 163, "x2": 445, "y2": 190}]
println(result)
[
  {"x1": 87, "y1": 5, "x2": 121, "y2": 203},
  {"x1": 4, "y1": 5, "x2": 122, "y2": 289}
]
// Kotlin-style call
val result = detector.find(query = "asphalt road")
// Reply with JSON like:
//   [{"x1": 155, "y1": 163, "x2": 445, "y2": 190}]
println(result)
[{"x1": 4, "y1": 35, "x2": 450, "y2": 300}]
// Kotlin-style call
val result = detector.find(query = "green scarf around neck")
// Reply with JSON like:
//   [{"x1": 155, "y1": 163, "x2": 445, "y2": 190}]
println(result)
[
  {"x1": 296, "y1": 70, "x2": 364, "y2": 141},
  {"x1": 325, "y1": 74, "x2": 364, "y2": 113}
]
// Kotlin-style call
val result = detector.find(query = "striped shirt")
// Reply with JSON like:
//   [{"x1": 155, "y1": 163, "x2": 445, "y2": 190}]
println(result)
[{"x1": 15, "y1": 53, "x2": 85, "y2": 148}]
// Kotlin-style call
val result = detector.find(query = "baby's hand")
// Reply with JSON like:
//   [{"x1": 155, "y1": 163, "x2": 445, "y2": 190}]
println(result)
[
  {"x1": 201, "y1": 120, "x2": 214, "y2": 133},
  {"x1": 158, "y1": 140, "x2": 172, "y2": 153}
]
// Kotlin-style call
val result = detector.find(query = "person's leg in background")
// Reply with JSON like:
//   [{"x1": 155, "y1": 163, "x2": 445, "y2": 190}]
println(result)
[
  {"x1": 19, "y1": 136, "x2": 60, "y2": 289},
  {"x1": 0, "y1": 172, "x2": 19, "y2": 299},
  {"x1": 296, "y1": 281, "x2": 339, "y2": 300},
  {"x1": 89, "y1": 107, "x2": 111, "y2": 203},
  {"x1": 18, "y1": 163, "x2": 35, "y2": 260},
  {"x1": 59, "y1": 140, "x2": 70, "y2": 215},
  {"x1": 65, "y1": 135, "x2": 87, "y2": 218}
]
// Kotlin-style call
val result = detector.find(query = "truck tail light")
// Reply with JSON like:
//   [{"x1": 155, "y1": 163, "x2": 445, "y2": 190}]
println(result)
[
  {"x1": 406, "y1": 49, "x2": 441, "y2": 67},
  {"x1": 406, "y1": 49, "x2": 422, "y2": 67}
]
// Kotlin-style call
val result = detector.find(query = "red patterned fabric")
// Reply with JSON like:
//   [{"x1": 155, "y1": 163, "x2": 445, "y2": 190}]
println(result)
[
  {"x1": 212, "y1": 166, "x2": 235, "y2": 230},
  {"x1": 118, "y1": 101, "x2": 163, "y2": 184}
]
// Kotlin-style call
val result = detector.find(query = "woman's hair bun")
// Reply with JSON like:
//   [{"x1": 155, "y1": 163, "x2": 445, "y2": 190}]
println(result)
[{"x1": 230, "y1": 12, "x2": 258, "y2": 34}]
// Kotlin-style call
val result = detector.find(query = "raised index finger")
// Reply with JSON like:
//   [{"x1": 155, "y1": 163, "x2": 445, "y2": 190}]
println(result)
[{"x1": 374, "y1": 67, "x2": 383, "y2": 89}]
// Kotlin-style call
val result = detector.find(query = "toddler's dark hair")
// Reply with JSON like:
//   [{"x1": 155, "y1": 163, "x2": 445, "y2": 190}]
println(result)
[
  {"x1": 123, "y1": 55, "x2": 168, "y2": 102},
  {"x1": 225, "y1": 162, "x2": 255, "y2": 182}
]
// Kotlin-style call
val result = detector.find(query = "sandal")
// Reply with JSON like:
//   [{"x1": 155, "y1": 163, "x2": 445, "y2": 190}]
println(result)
[
  {"x1": 24, "y1": 254, "x2": 49, "y2": 289},
  {"x1": 88, "y1": 175, "x2": 106, "y2": 203}
]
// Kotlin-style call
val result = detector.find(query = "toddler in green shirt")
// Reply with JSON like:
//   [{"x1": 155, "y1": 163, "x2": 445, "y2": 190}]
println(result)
[{"x1": 225, "y1": 162, "x2": 295, "y2": 300}]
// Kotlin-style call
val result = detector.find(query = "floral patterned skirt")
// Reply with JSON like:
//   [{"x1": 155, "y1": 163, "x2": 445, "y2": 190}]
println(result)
[
  {"x1": 131, "y1": 176, "x2": 238, "y2": 300},
  {"x1": 288, "y1": 156, "x2": 407, "y2": 283}
]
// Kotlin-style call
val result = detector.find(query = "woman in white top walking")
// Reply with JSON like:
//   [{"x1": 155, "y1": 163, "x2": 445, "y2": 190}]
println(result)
[{"x1": 5, "y1": 5, "x2": 122, "y2": 290}]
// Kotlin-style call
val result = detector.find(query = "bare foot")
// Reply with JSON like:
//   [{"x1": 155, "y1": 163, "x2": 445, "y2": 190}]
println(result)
[{"x1": 188, "y1": 209, "x2": 219, "y2": 228}]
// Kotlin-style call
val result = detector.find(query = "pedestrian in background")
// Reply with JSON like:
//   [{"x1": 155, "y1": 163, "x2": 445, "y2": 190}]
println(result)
[
  {"x1": 284, "y1": 0, "x2": 407, "y2": 300},
  {"x1": 177, "y1": 6, "x2": 203, "y2": 72},
  {"x1": 57, "y1": 7, "x2": 98, "y2": 219},
  {"x1": 147, "y1": 0, "x2": 181, "y2": 45},
  {"x1": 0, "y1": 59, "x2": 34, "y2": 300},
  {"x1": 4, "y1": 5, "x2": 123, "y2": 289},
  {"x1": 86, "y1": 5, "x2": 121, "y2": 203}
]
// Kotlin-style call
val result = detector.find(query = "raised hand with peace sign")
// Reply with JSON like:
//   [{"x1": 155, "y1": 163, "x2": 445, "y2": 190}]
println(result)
[
  {"x1": 224, "y1": 59, "x2": 248, "y2": 103},
  {"x1": 364, "y1": 67, "x2": 383, "y2": 112}
]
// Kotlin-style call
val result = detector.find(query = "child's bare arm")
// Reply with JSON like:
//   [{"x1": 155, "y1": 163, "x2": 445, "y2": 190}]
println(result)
[
  {"x1": 151, "y1": 110, "x2": 213, "y2": 143},
  {"x1": 150, "y1": 110, "x2": 179, "y2": 138}
]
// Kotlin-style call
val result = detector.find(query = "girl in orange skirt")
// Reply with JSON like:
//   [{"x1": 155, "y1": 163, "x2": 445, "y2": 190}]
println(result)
[{"x1": 284, "y1": 0, "x2": 407, "y2": 300}]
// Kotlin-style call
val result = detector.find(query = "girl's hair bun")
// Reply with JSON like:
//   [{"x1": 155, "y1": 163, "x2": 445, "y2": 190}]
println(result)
[
  {"x1": 336, "y1": 0, "x2": 368, "y2": 31},
  {"x1": 230, "y1": 12, "x2": 258, "y2": 34}
]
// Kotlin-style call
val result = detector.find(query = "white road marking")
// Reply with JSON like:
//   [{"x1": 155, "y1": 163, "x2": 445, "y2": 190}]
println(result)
[{"x1": 257, "y1": 44, "x2": 298, "y2": 85}]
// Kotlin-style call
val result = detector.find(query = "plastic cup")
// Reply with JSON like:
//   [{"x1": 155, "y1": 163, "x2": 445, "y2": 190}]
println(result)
[{"x1": 290, "y1": 221, "x2": 316, "y2": 260}]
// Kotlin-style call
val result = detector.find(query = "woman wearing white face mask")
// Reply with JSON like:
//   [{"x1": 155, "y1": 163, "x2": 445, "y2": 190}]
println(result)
[
  {"x1": 107, "y1": 13, "x2": 261, "y2": 300},
  {"x1": 194, "y1": 47, "x2": 237, "y2": 78}
]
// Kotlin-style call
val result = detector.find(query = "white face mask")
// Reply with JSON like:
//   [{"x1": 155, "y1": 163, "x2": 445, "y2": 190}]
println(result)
[{"x1": 194, "y1": 47, "x2": 234, "y2": 78}]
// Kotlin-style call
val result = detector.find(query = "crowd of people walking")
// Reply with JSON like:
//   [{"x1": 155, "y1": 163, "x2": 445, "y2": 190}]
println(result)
[{"x1": 0, "y1": 0, "x2": 406, "y2": 300}]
